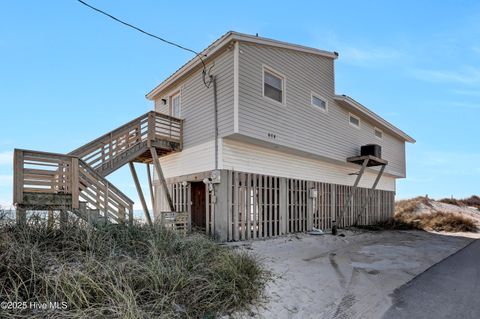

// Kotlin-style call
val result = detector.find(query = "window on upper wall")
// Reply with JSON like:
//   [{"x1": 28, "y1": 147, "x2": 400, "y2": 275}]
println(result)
[
  {"x1": 171, "y1": 93, "x2": 181, "y2": 118},
  {"x1": 349, "y1": 113, "x2": 360, "y2": 128},
  {"x1": 374, "y1": 127, "x2": 383, "y2": 140},
  {"x1": 263, "y1": 66, "x2": 285, "y2": 104},
  {"x1": 311, "y1": 92, "x2": 328, "y2": 112}
]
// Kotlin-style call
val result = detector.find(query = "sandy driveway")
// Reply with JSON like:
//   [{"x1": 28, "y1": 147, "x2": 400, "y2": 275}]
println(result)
[{"x1": 229, "y1": 230, "x2": 478, "y2": 319}]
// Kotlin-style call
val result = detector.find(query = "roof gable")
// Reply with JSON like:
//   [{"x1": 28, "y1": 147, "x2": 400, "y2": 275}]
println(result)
[
  {"x1": 334, "y1": 95, "x2": 415, "y2": 143},
  {"x1": 146, "y1": 31, "x2": 337, "y2": 100},
  {"x1": 145, "y1": 31, "x2": 414, "y2": 144}
]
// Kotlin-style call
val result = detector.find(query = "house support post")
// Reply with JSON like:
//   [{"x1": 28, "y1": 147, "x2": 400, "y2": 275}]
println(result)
[
  {"x1": 354, "y1": 164, "x2": 386, "y2": 225},
  {"x1": 59, "y1": 210, "x2": 68, "y2": 228},
  {"x1": 187, "y1": 183, "x2": 192, "y2": 232},
  {"x1": 307, "y1": 181, "x2": 315, "y2": 231},
  {"x1": 146, "y1": 164, "x2": 155, "y2": 213},
  {"x1": 150, "y1": 147, "x2": 175, "y2": 212},
  {"x1": 87, "y1": 209, "x2": 95, "y2": 225},
  {"x1": 129, "y1": 162, "x2": 153, "y2": 226},
  {"x1": 16, "y1": 207, "x2": 26, "y2": 225},
  {"x1": 333, "y1": 158, "x2": 369, "y2": 234},
  {"x1": 118, "y1": 207, "x2": 126, "y2": 225},
  {"x1": 47, "y1": 209, "x2": 54, "y2": 228},
  {"x1": 279, "y1": 177, "x2": 288, "y2": 235},
  {"x1": 128, "y1": 204, "x2": 134, "y2": 227},
  {"x1": 213, "y1": 170, "x2": 229, "y2": 241},
  {"x1": 331, "y1": 185, "x2": 336, "y2": 229}
]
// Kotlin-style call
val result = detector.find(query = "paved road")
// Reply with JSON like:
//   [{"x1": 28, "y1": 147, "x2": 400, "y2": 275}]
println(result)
[{"x1": 383, "y1": 239, "x2": 480, "y2": 319}]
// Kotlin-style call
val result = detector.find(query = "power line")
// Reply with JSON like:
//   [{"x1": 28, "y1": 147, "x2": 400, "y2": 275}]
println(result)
[{"x1": 76, "y1": 0, "x2": 213, "y2": 87}]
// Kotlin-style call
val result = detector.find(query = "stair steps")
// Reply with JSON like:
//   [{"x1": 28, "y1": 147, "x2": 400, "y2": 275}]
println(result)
[{"x1": 13, "y1": 111, "x2": 183, "y2": 226}]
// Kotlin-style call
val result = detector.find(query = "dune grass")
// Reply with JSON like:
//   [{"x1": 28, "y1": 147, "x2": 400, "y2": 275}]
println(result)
[
  {"x1": 395, "y1": 196, "x2": 477, "y2": 232},
  {"x1": 395, "y1": 196, "x2": 432, "y2": 215},
  {"x1": 438, "y1": 195, "x2": 480, "y2": 210},
  {"x1": 0, "y1": 215, "x2": 269, "y2": 318},
  {"x1": 359, "y1": 196, "x2": 478, "y2": 232},
  {"x1": 394, "y1": 210, "x2": 477, "y2": 232}
]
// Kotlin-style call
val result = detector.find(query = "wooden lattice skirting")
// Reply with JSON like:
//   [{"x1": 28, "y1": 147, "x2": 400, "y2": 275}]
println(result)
[{"x1": 159, "y1": 170, "x2": 395, "y2": 241}]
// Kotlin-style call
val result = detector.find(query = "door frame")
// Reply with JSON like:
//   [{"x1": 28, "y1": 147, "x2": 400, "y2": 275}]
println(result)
[{"x1": 190, "y1": 181, "x2": 206, "y2": 229}]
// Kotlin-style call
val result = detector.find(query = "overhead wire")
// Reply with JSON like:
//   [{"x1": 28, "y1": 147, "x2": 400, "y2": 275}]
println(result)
[{"x1": 76, "y1": 0, "x2": 213, "y2": 87}]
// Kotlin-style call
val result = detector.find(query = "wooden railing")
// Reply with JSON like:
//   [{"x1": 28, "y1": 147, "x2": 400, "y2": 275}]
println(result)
[
  {"x1": 78, "y1": 159, "x2": 134, "y2": 224},
  {"x1": 69, "y1": 111, "x2": 183, "y2": 171},
  {"x1": 13, "y1": 149, "x2": 134, "y2": 224},
  {"x1": 13, "y1": 150, "x2": 76, "y2": 200},
  {"x1": 12, "y1": 111, "x2": 182, "y2": 225}
]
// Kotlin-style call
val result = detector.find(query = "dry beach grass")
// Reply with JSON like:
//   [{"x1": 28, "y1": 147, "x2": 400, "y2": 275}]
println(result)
[
  {"x1": 363, "y1": 196, "x2": 479, "y2": 232},
  {"x1": 1, "y1": 195, "x2": 478, "y2": 318},
  {"x1": 396, "y1": 210, "x2": 477, "y2": 232},
  {"x1": 438, "y1": 195, "x2": 480, "y2": 210},
  {"x1": 0, "y1": 214, "x2": 269, "y2": 319}
]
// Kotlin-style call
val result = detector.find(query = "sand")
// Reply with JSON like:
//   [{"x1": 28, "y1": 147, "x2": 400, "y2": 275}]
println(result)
[
  {"x1": 229, "y1": 230, "x2": 477, "y2": 319},
  {"x1": 415, "y1": 200, "x2": 480, "y2": 224}
]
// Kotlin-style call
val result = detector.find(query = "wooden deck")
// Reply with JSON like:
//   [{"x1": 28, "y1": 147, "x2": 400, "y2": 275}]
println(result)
[{"x1": 13, "y1": 111, "x2": 183, "y2": 225}]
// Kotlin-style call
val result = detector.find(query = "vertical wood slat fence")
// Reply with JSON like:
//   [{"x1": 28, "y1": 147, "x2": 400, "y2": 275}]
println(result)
[
  {"x1": 158, "y1": 170, "x2": 395, "y2": 241},
  {"x1": 170, "y1": 183, "x2": 190, "y2": 213},
  {"x1": 206, "y1": 185, "x2": 215, "y2": 236},
  {"x1": 227, "y1": 173, "x2": 281, "y2": 241},
  {"x1": 226, "y1": 171, "x2": 395, "y2": 241},
  {"x1": 162, "y1": 182, "x2": 191, "y2": 228}
]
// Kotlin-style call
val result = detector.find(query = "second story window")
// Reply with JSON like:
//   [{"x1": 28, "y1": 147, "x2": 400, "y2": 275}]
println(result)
[
  {"x1": 171, "y1": 93, "x2": 181, "y2": 118},
  {"x1": 263, "y1": 67, "x2": 285, "y2": 104},
  {"x1": 311, "y1": 92, "x2": 328, "y2": 112},
  {"x1": 374, "y1": 127, "x2": 383, "y2": 140},
  {"x1": 349, "y1": 113, "x2": 360, "y2": 128}
]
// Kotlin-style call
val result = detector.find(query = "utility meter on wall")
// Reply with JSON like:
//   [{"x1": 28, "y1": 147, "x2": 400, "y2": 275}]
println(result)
[{"x1": 210, "y1": 170, "x2": 221, "y2": 184}]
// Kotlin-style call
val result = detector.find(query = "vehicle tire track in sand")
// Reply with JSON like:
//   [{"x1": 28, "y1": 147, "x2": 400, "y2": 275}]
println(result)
[
  {"x1": 325, "y1": 252, "x2": 359, "y2": 319},
  {"x1": 329, "y1": 252, "x2": 347, "y2": 288}
]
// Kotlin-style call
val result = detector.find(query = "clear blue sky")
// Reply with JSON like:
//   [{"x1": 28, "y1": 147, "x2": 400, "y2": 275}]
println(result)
[{"x1": 1, "y1": 0, "x2": 479, "y2": 208}]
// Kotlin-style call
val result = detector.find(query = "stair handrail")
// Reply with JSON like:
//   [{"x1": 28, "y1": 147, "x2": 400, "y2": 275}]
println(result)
[
  {"x1": 13, "y1": 149, "x2": 77, "y2": 206},
  {"x1": 78, "y1": 158, "x2": 134, "y2": 206},
  {"x1": 13, "y1": 111, "x2": 184, "y2": 224},
  {"x1": 77, "y1": 158, "x2": 134, "y2": 224},
  {"x1": 13, "y1": 148, "x2": 134, "y2": 224},
  {"x1": 69, "y1": 111, "x2": 183, "y2": 171},
  {"x1": 69, "y1": 112, "x2": 151, "y2": 157}
]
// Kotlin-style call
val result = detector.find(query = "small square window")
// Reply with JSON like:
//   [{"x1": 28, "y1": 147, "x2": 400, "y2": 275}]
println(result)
[
  {"x1": 311, "y1": 93, "x2": 327, "y2": 111},
  {"x1": 374, "y1": 127, "x2": 383, "y2": 139},
  {"x1": 263, "y1": 67, "x2": 285, "y2": 104},
  {"x1": 349, "y1": 113, "x2": 360, "y2": 128}
]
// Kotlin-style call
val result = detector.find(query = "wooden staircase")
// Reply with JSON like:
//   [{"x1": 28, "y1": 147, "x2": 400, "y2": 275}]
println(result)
[{"x1": 13, "y1": 111, "x2": 183, "y2": 226}]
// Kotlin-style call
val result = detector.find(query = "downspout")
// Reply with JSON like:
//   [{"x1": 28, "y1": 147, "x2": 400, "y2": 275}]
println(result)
[{"x1": 212, "y1": 75, "x2": 219, "y2": 170}]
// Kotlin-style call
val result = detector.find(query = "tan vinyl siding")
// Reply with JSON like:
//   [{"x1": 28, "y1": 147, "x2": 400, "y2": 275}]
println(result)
[
  {"x1": 154, "y1": 98, "x2": 169, "y2": 114},
  {"x1": 222, "y1": 138, "x2": 396, "y2": 192},
  {"x1": 237, "y1": 42, "x2": 406, "y2": 177},
  {"x1": 153, "y1": 140, "x2": 215, "y2": 180},
  {"x1": 154, "y1": 48, "x2": 234, "y2": 149},
  {"x1": 152, "y1": 140, "x2": 215, "y2": 215}
]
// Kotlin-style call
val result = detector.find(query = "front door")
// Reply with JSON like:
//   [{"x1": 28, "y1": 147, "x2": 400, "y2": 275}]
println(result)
[{"x1": 190, "y1": 182, "x2": 206, "y2": 229}]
